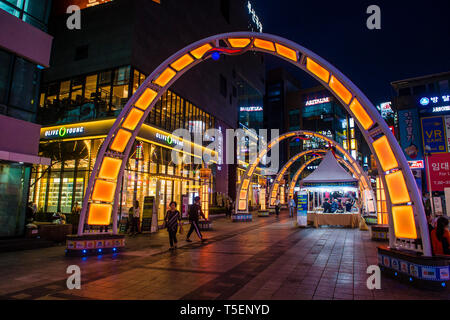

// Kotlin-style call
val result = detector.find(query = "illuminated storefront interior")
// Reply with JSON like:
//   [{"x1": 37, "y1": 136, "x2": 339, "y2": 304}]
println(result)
[{"x1": 29, "y1": 120, "x2": 216, "y2": 225}]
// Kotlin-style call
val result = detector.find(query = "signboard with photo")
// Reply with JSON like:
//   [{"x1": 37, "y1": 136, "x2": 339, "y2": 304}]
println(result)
[
  {"x1": 426, "y1": 153, "x2": 450, "y2": 191},
  {"x1": 398, "y1": 109, "x2": 423, "y2": 161}
]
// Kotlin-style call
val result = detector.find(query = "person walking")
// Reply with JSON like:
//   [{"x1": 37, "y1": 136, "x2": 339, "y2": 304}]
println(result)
[
  {"x1": 129, "y1": 200, "x2": 140, "y2": 236},
  {"x1": 165, "y1": 201, "x2": 181, "y2": 250},
  {"x1": 186, "y1": 196, "x2": 207, "y2": 242},
  {"x1": 288, "y1": 196, "x2": 296, "y2": 218},
  {"x1": 275, "y1": 199, "x2": 281, "y2": 218}
]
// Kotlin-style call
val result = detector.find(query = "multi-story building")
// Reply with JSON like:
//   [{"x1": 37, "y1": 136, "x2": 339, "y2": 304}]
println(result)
[
  {"x1": 285, "y1": 85, "x2": 369, "y2": 181},
  {"x1": 29, "y1": 0, "x2": 266, "y2": 224},
  {"x1": 391, "y1": 71, "x2": 450, "y2": 216},
  {"x1": 0, "y1": 0, "x2": 53, "y2": 237}
]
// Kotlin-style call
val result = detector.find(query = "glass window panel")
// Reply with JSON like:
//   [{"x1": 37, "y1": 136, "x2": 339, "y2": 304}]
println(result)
[
  {"x1": 0, "y1": 49, "x2": 12, "y2": 104},
  {"x1": 114, "y1": 66, "x2": 130, "y2": 86},
  {"x1": 0, "y1": 2, "x2": 20, "y2": 17},
  {"x1": 84, "y1": 74, "x2": 97, "y2": 100},
  {"x1": 112, "y1": 84, "x2": 129, "y2": 112},
  {"x1": 9, "y1": 57, "x2": 38, "y2": 112},
  {"x1": 23, "y1": 0, "x2": 47, "y2": 20},
  {"x1": 132, "y1": 70, "x2": 140, "y2": 94}
]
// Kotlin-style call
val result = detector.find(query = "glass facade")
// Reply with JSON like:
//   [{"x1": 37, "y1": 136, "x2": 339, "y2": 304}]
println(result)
[
  {"x1": 0, "y1": 0, "x2": 52, "y2": 31},
  {"x1": 29, "y1": 137, "x2": 214, "y2": 226},
  {"x1": 39, "y1": 66, "x2": 215, "y2": 133},
  {"x1": 0, "y1": 162, "x2": 30, "y2": 237},
  {"x1": 0, "y1": 48, "x2": 41, "y2": 122}
]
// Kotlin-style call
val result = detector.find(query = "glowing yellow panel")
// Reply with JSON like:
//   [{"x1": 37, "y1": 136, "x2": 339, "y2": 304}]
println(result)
[
  {"x1": 254, "y1": 38, "x2": 275, "y2": 51},
  {"x1": 329, "y1": 76, "x2": 352, "y2": 105},
  {"x1": 385, "y1": 171, "x2": 410, "y2": 204},
  {"x1": 242, "y1": 179, "x2": 250, "y2": 190},
  {"x1": 392, "y1": 206, "x2": 417, "y2": 239},
  {"x1": 275, "y1": 43, "x2": 297, "y2": 61},
  {"x1": 248, "y1": 166, "x2": 256, "y2": 176},
  {"x1": 98, "y1": 157, "x2": 122, "y2": 180},
  {"x1": 239, "y1": 190, "x2": 247, "y2": 201},
  {"x1": 110, "y1": 129, "x2": 132, "y2": 153},
  {"x1": 190, "y1": 43, "x2": 213, "y2": 59},
  {"x1": 171, "y1": 54, "x2": 194, "y2": 71},
  {"x1": 92, "y1": 180, "x2": 116, "y2": 203},
  {"x1": 305, "y1": 57, "x2": 330, "y2": 83},
  {"x1": 239, "y1": 200, "x2": 247, "y2": 210},
  {"x1": 228, "y1": 38, "x2": 251, "y2": 48},
  {"x1": 373, "y1": 136, "x2": 398, "y2": 171},
  {"x1": 349, "y1": 98, "x2": 374, "y2": 130},
  {"x1": 154, "y1": 68, "x2": 176, "y2": 87},
  {"x1": 135, "y1": 88, "x2": 158, "y2": 110},
  {"x1": 87, "y1": 204, "x2": 112, "y2": 226},
  {"x1": 122, "y1": 108, "x2": 144, "y2": 131}
]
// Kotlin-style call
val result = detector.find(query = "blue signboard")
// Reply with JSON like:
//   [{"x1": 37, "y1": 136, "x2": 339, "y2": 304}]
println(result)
[
  {"x1": 421, "y1": 116, "x2": 447, "y2": 153},
  {"x1": 398, "y1": 109, "x2": 423, "y2": 161},
  {"x1": 297, "y1": 192, "x2": 308, "y2": 227}
]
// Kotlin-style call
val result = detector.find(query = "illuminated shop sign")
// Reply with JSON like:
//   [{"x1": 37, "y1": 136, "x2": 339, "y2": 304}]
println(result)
[
  {"x1": 432, "y1": 105, "x2": 450, "y2": 113},
  {"x1": 419, "y1": 95, "x2": 450, "y2": 106},
  {"x1": 408, "y1": 160, "x2": 424, "y2": 169},
  {"x1": 44, "y1": 126, "x2": 85, "y2": 138},
  {"x1": 240, "y1": 106, "x2": 263, "y2": 112},
  {"x1": 247, "y1": 1, "x2": 263, "y2": 32},
  {"x1": 305, "y1": 97, "x2": 330, "y2": 106},
  {"x1": 155, "y1": 132, "x2": 184, "y2": 147}
]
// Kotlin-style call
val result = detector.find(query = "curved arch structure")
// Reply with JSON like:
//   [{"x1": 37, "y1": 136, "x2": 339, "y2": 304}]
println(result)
[
  {"x1": 266, "y1": 132, "x2": 374, "y2": 208},
  {"x1": 79, "y1": 32, "x2": 431, "y2": 256}
]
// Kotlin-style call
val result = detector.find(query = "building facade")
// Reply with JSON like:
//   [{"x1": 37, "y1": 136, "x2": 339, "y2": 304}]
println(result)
[
  {"x1": 30, "y1": 0, "x2": 266, "y2": 224},
  {"x1": 0, "y1": 0, "x2": 53, "y2": 237},
  {"x1": 391, "y1": 71, "x2": 450, "y2": 216}
]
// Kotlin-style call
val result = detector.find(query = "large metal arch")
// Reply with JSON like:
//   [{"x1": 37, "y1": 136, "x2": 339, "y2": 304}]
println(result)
[{"x1": 78, "y1": 32, "x2": 430, "y2": 256}]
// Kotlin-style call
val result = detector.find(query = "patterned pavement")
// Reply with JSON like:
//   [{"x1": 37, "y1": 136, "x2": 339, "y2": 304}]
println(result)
[{"x1": 0, "y1": 211, "x2": 448, "y2": 300}]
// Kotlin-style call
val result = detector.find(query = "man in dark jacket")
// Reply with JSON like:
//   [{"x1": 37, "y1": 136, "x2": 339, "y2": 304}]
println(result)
[
  {"x1": 323, "y1": 199, "x2": 331, "y2": 213},
  {"x1": 186, "y1": 196, "x2": 207, "y2": 242}
]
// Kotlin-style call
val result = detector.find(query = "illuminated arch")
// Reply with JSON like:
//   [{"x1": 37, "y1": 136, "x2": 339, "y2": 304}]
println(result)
[
  {"x1": 266, "y1": 132, "x2": 374, "y2": 207},
  {"x1": 79, "y1": 32, "x2": 431, "y2": 256}
]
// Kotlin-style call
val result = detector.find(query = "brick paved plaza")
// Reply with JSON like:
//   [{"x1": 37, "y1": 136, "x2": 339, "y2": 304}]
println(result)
[{"x1": 0, "y1": 211, "x2": 448, "y2": 300}]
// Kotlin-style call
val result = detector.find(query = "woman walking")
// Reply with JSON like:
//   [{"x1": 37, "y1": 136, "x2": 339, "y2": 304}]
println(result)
[{"x1": 165, "y1": 201, "x2": 182, "y2": 250}]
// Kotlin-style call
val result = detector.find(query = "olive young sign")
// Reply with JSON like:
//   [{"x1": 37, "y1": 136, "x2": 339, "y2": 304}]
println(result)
[
  {"x1": 155, "y1": 132, "x2": 184, "y2": 147},
  {"x1": 44, "y1": 126, "x2": 85, "y2": 138}
]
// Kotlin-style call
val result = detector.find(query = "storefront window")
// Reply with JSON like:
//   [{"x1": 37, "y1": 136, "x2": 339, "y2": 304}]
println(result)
[{"x1": 0, "y1": 162, "x2": 29, "y2": 237}]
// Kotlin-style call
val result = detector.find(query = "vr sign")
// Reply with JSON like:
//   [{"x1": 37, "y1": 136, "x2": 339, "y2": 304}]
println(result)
[{"x1": 421, "y1": 116, "x2": 447, "y2": 153}]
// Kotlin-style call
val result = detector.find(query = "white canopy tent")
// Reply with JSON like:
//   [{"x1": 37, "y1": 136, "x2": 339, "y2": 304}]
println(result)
[{"x1": 299, "y1": 151, "x2": 359, "y2": 212}]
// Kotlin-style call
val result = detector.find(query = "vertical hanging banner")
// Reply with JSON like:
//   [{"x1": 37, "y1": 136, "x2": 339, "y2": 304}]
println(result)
[
  {"x1": 297, "y1": 191, "x2": 308, "y2": 227},
  {"x1": 421, "y1": 116, "x2": 447, "y2": 153},
  {"x1": 398, "y1": 109, "x2": 423, "y2": 161},
  {"x1": 445, "y1": 115, "x2": 450, "y2": 152},
  {"x1": 426, "y1": 153, "x2": 450, "y2": 191}
]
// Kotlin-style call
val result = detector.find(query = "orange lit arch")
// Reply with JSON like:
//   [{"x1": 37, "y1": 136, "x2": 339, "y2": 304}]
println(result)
[{"x1": 79, "y1": 32, "x2": 431, "y2": 256}]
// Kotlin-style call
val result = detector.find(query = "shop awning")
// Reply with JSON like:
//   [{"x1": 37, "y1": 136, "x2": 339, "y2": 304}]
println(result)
[{"x1": 300, "y1": 151, "x2": 358, "y2": 187}]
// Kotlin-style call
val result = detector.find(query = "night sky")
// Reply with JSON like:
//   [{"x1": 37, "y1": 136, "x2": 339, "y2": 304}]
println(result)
[{"x1": 256, "y1": 0, "x2": 450, "y2": 104}]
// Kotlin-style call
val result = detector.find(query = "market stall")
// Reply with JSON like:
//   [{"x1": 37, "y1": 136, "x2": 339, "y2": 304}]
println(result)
[{"x1": 299, "y1": 151, "x2": 360, "y2": 228}]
